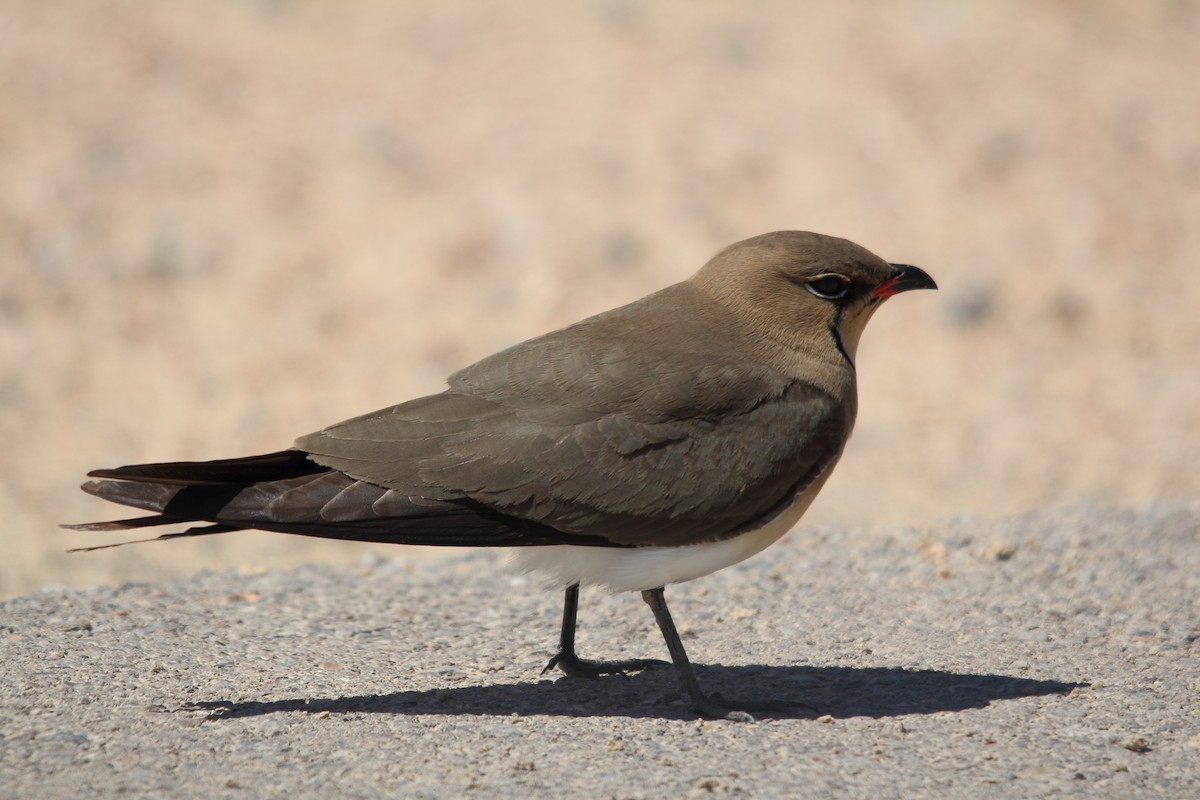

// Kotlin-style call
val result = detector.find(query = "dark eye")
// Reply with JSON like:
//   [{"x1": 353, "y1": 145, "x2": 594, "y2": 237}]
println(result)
[{"x1": 806, "y1": 275, "x2": 850, "y2": 301}]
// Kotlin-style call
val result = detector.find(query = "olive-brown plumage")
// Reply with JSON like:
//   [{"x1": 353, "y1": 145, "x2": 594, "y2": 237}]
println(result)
[{"x1": 68, "y1": 230, "x2": 935, "y2": 719}]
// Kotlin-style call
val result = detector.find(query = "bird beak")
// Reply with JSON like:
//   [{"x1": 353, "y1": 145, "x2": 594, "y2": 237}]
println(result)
[{"x1": 871, "y1": 264, "x2": 938, "y2": 300}]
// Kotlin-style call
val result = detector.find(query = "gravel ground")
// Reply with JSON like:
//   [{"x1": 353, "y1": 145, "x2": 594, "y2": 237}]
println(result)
[{"x1": 4, "y1": 504, "x2": 1197, "y2": 798}]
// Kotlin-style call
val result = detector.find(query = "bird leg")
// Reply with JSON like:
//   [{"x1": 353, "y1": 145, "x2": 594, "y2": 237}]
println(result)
[
  {"x1": 542, "y1": 583, "x2": 667, "y2": 678},
  {"x1": 641, "y1": 586, "x2": 755, "y2": 722}
]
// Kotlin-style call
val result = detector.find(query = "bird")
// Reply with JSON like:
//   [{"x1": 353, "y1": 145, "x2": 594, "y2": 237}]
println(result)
[{"x1": 67, "y1": 230, "x2": 936, "y2": 720}]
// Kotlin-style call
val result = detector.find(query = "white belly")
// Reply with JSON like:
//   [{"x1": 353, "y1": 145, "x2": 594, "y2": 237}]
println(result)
[{"x1": 509, "y1": 465, "x2": 836, "y2": 593}]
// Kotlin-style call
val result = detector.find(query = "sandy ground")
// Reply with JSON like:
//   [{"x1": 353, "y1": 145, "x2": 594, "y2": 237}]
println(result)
[{"x1": 2, "y1": 2, "x2": 1199, "y2": 597}]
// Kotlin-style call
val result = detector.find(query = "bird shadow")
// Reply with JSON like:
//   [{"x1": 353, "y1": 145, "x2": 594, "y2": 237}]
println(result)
[{"x1": 178, "y1": 663, "x2": 1082, "y2": 722}]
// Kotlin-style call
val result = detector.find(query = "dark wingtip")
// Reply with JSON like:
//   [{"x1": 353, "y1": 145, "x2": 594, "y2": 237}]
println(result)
[
  {"x1": 80, "y1": 449, "x2": 326, "y2": 486},
  {"x1": 62, "y1": 522, "x2": 111, "y2": 531},
  {"x1": 61, "y1": 514, "x2": 177, "y2": 532}
]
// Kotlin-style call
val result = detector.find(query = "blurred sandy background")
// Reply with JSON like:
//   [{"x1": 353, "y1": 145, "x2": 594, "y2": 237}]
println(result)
[{"x1": 2, "y1": 1, "x2": 1197, "y2": 598}]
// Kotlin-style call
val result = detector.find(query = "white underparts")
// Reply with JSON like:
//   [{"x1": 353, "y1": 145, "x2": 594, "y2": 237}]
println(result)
[{"x1": 509, "y1": 463, "x2": 837, "y2": 593}]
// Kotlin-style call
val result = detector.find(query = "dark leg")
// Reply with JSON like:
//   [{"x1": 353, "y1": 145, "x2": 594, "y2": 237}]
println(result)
[
  {"x1": 641, "y1": 587, "x2": 754, "y2": 721},
  {"x1": 542, "y1": 583, "x2": 667, "y2": 678}
]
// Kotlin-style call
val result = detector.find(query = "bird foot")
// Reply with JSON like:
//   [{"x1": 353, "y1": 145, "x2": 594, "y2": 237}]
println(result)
[{"x1": 542, "y1": 651, "x2": 669, "y2": 679}]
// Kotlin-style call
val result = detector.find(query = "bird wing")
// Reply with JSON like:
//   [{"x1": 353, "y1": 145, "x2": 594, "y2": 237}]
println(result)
[
  {"x1": 68, "y1": 464, "x2": 604, "y2": 550},
  {"x1": 297, "y1": 284, "x2": 852, "y2": 547}
]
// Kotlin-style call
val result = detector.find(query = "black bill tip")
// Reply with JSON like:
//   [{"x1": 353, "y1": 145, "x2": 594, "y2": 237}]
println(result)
[{"x1": 873, "y1": 263, "x2": 937, "y2": 298}]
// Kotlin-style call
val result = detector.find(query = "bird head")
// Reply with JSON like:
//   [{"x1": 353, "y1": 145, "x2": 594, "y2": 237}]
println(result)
[{"x1": 690, "y1": 231, "x2": 936, "y2": 368}]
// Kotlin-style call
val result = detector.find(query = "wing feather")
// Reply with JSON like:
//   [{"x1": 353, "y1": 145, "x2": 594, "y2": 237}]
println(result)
[{"x1": 298, "y1": 284, "x2": 853, "y2": 547}]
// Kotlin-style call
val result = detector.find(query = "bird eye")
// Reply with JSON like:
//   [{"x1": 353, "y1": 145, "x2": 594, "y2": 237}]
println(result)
[{"x1": 805, "y1": 275, "x2": 850, "y2": 301}]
